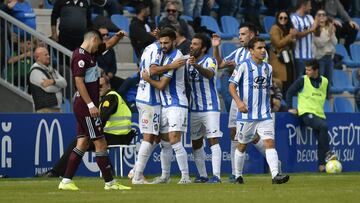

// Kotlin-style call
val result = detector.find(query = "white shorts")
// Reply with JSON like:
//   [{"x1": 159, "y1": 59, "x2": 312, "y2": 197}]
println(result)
[
  {"x1": 228, "y1": 100, "x2": 237, "y2": 128},
  {"x1": 136, "y1": 103, "x2": 161, "y2": 135},
  {"x1": 236, "y1": 119, "x2": 274, "y2": 144},
  {"x1": 160, "y1": 106, "x2": 188, "y2": 133},
  {"x1": 190, "y1": 112, "x2": 223, "y2": 140}
]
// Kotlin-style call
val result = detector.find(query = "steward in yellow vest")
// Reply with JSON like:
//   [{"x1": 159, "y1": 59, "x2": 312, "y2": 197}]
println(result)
[{"x1": 286, "y1": 59, "x2": 336, "y2": 172}]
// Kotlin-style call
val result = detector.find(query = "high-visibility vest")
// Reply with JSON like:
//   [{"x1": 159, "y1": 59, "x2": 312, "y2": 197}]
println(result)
[
  {"x1": 298, "y1": 75, "x2": 328, "y2": 119},
  {"x1": 101, "y1": 91, "x2": 132, "y2": 135}
]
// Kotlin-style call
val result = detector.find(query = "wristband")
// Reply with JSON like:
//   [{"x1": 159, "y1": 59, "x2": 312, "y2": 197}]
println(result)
[{"x1": 87, "y1": 102, "x2": 95, "y2": 109}]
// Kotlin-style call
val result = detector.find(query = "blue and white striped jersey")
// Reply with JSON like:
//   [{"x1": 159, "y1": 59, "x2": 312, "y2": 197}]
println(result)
[
  {"x1": 187, "y1": 54, "x2": 220, "y2": 112},
  {"x1": 291, "y1": 13, "x2": 314, "y2": 59},
  {"x1": 136, "y1": 42, "x2": 162, "y2": 105},
  {"x1": 224, "y1": 46, "x2": 268, "y2": 65},
  {"x1": 160, "y1": 49, "x2": 188, "y2": 108},
  {"x1": 229, "y1": 58, "x2": 273, "y2": 121}
]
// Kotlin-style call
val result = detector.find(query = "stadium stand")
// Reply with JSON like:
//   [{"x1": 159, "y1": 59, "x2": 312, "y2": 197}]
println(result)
[
  {"x1": 111, "y1": 14, "x2": 130, "y2": 34},
  {"x1": 220, "y1": 16, "x2": 240, "y2": 39},
  {"x1": 334, "y1": 97, "x2": 354, "y2": 112},
  {"x1": 200, "y1": 15, "x2": 234, "y2": 40}
]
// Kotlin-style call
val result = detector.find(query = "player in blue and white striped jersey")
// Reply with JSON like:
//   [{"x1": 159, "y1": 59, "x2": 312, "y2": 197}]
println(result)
[
  {"x1": 212, "y1": 22, "x2": 271, "y2": 182},
  {"x1": 142, "y1": 28, "x2": 190, "y2": 184},
  {"x1": 229, "y1": 37, "x2": 289, "y2": 184},
  {"x1": 290, "y1": 0, "x2": 317, "y2": 78},
  {"x1": 186, "y1": 33, "x2": 223, "y2": 183},
  {"x1": 133, "y1": 38, "x2": 186, "y2": 184}
]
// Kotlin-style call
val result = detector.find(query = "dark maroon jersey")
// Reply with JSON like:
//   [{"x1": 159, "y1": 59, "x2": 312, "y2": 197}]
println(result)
[{"x1": 71, "y1": 47, "x2": 100, "y2": 107}]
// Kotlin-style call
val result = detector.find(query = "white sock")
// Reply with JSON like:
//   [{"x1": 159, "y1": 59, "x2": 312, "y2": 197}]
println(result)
[
  {"x1": 193, "y1": 146, "x2": 208, "y2": 178},
  {"x1": 172, "y1": 142, "x2": 189, "y2": 179},
  {"x1": 210, "y1": 144, "x2": 222, "y2": 178},
  {"x1": 234, "y1": 149, "x2": 245, "y2": 178},
  {"x1": 230, "y1": 140, "x2": 238, "y2": 176},
  {"x1": 62, "y1": 178, "x2": 71, "y2": 184},
  {"x1": 160, "y1": 140, "x2": 172, "y2": 179},
  {"x1": 254, "y1": 139, "x2": 266, "y2": 156},
  {"x1": 265, "y1": 148, "x2": 279, "y2": 178},
  {"x1": 134, "y1": 141, "x2": 152, "y2": 180}
]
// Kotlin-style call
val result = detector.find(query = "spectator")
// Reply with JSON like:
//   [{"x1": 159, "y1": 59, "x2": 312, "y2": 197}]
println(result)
[
  {"x1": 201, "y1": 0, "x2": 215, "y2": 16},
  {"x1": 97, "y1": 27, "x2": 124, "y2": 90},
  {"x1": 158, "y1": 1, "x2": 191, "y2": 39},
  {"x1": 92, "y1": 0, "x2": 123, "y2": 16},
  {"x1": 28, "y1": 47, "x2": 67, "y2": 113},
  {"x1": 269, "y1": 10, "x2": 297, "y2": 94},
  {"x1": 175, "y1": 26, "x2": 191, "y2": 55},
  {"x1": 6, "y1": 39, "x2": 32, "y2": 87},
  {"x1": 242, "y1": 0, "x2": 263, "y2": 32},
  {"x1": 291, "y1": 0, "x2": 317, "y2": 78},
  {"x1": 183, "y1": 0, "x2": 203, "y2": 18},
  {"x1": 51, "y1": 0, "x2": 92, "y2": 51},
  {"x1": 271, "y1": 78, "x2": 284, "y2": 112},
  {"x1": 129, "y1": 2, "x2": 157, "y2": 60},
  {"x1": 215, "y1": 0, "x2": 235, "y2": 20},
  {"x1": 315, "y1": 0, "x2": 359, "y2": 52},
  {"x1": 286, "y1": 59, "x2": 336, "y2": 172},
  {"x1": 3, "y1": 0, "x2": 36, "y2": 38},
  {"x1": 313, "y1": 9, "x2": 337, "y2": 84},
  {"x1": 354, "y1": 69, "x2": 360, "y2": 111}
]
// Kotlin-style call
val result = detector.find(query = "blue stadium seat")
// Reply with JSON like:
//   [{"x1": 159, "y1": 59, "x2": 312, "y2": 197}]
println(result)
[
  {"x1": 334, "y1": 97, "x2": 354, "y2": 112},
  {"x1": 331, "y1": 69, "x2": 355, "y2": 93},
  {"x1": 111, "y1": 14, "x2": 130, "y2": 34},
  {"x1": 123, "y1": 6, "x2": 136, "y2": 14},
  {"x1": 91, "y1": 13, "x2": 98, "y2": 21},
  {"x1": 292, "y1": 96, "x2": 332, "y2": 112},
  {"x1": 263, "y1": 16, "x2": 275, "y2": 34},
  {"x1": 352, "y1": 69, "x2": 359, "y2": 87},
  {"x1": 180, "y1": 15, "x2": 193, "y2": 22},
  {"x1": 349, "y1": 44, "x2": 360, "y2": 68},
  {"x1": 200, "y1": 16, "x2": 234, "y2": 40},
  {"x1": 352, "y1": 18, "x2": 360, "y2": 41},
  {"x1": 44, "y1": 0, "x2": 53, "y2": 9},
  {"x1": 221, "y1": 16, "x2": 240, "y2": 38},
  {"x1": 335, "y1": 44, "x2": 360, "y2": 68},
  {"x1": 221, "y1": 43, "x2": 237, "y2": 58}
]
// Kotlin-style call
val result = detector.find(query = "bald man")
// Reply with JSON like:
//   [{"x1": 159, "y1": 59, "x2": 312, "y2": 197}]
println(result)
[{"x1": 28, "y1": 47, "x2": 67, "y2": 113}]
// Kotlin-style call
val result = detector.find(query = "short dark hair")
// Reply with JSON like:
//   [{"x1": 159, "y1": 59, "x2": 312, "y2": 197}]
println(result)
[
  {"x1": 296, "y1": 0, "x2": 311, "y2": 10},
  {"x1": 239, "y1": 22, "x2": 258, "y2": 35},
  {"x1": 84, "y1": 28, "x2": 103, "y2": 41},
  {"x1": 305, "y1": 59, "x2": 319, "y2": 71},
  {"x1": 193, "y1": 33, "x2": 211, "y2": 53},
  {"x1": 135, "y1": 2, "x2": 149, "y2": 15},
  {"x1": 158, "y1": 27, "x2": 176, "y2": 40},
  {"x1": 248, "y1": 37, "x2": 265, "y2": 50}
]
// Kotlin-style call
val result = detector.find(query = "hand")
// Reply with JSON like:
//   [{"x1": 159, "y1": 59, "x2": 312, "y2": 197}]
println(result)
[
  {"x1": 115, "y1": 30, "x2": 126, "y2": 38},
  {"x1": 169, "y1": 58, "x2": 186, "y2": 69},
  {"x1": 7, "y1": 0, "x2": 16, "y2": 9},
  {"x1": 51, "y1": 34, "x2": 58, "y2": 42},
  {"x1": 225, "y1": 60, "x2": 236, "y2": 68},
  {"x1": 211, "y1": 33, "x2": 221, "y2": 47},
  {"x1": 289, "y1": 28, "x2": 297, "y2": 37},
  {"x1": 349, "y1": 20, "x2": 359, "y2": 30},
  {"x1": 288, "y1": 108, "x2": 298, "y2": 115},
  {"x1": 333, "y1": 19, "x2": 342, "y2": 28},
  {"x1": 272, "y1": 98, "x2": 281, "y2": 112},
  {"x1": 238, "y1": 101, "x2": 248, "y2": 113},
  {"x1": 41, "y1": 79, "x2": 54, "y2": 87},
  {"x1": 207, "y1": 0, "x2": 215, "y2": 8},
  {"x1": 107, "y1": 72, "x2": 114, "y2": 79},
  {"x1": 89, "y1": 107, "x2": 100, "y2": 118},
  {"x1": 151, "y1": 27, "x2": 159, "y2": 37},
  {"x1": 141, "y1": 70, "x2": 150, "y2": 82},
  {"x1": 188, "y1": 56, "x2": 196, "y2": 66}
]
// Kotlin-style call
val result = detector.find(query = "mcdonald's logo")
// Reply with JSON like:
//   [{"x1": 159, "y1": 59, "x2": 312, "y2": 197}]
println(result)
[{"x1": 34, "y1": 119, "x2": 64, "y2": 165}]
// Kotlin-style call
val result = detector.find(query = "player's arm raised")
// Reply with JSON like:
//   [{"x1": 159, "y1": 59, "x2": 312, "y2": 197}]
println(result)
[
  {"x1": 212, "y1": 34, "x2": 228, "y2": 69},
  {"x1": 142, "y1": 70, "x2": 171, "y2": 91},
  {"x1": 104, "y1": 30, "x2": 126, "y2": 50},
  {"x1": 74, "y1": 76, "x2": 99, "y2": 117}
]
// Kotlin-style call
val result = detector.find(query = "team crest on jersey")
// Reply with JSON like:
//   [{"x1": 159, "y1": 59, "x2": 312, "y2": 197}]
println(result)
[{"x1": 78, "y1": 60, "x2": 85, "y2": 68}]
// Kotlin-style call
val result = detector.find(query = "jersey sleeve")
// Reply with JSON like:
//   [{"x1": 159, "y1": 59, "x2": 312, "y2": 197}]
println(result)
[
  {"x1": 71, "y1": 54, "x2": 88, "y2": 77},
  {"x1": 229, "y1": 62, "x2": 245, "y2": 86},
  {"x1": 204, "y1": 57, "x2": 217, "y2": 73},
  {"x1": 291, "y1": 15, "x2": 299, "y2": 31},
  {"x1": 224, "y1": 49, "x2": 237, "y2": 62}
]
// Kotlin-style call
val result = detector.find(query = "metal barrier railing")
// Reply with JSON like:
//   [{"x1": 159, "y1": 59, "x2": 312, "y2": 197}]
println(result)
[{"x1": 0, "y1": 10, "x2": 74, "y2": 111}]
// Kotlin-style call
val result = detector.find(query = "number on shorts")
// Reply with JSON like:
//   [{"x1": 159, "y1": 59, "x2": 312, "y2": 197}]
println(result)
[
  {"x1": 153, "y1": 113, "x2": 160, "y2": 123},
  {"x1": 239, "y1": 122, "x2": 244, "y2": 131}
]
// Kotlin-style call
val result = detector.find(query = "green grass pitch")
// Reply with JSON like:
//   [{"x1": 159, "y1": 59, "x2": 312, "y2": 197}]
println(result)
[{"x1": 0, "y1": 173, "x2": 359, "y2": 203}]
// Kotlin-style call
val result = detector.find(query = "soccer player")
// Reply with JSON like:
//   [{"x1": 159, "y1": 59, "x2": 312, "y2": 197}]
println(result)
[
  {"x1": 58, "y1": 29, "x2": 131, "y2": 190},
  {"x1": 212, "y1": 22, "x2": 278, "y2": 182},
  {"x1": 229, "y1": 37, "x2": 289, "y2": 184},
  {"x1": 132, "y1": 38, "x2": 185, "y2": 184},
  {"x1": 187, "y1": 33, "x2": 222, "y2": 183},
  {"x1": 142, "y1": 28, "x2": 191, "y2": 184}
]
